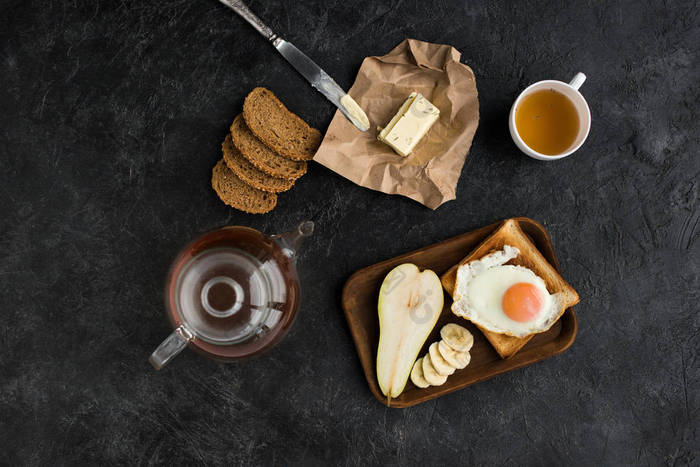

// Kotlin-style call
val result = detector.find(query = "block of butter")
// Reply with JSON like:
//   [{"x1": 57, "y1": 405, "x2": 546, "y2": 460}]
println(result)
[{"x1": 377, "y1": 92, "x2": 440, "y2": 157}]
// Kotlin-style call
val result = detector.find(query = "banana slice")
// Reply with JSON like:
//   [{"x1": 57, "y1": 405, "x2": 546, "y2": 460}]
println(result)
[
  {"x1": 438, "y1": 340, "x2": 471, "y2": 369},
  {"x1": 410, "y1": 357, "x2": 430, "y2": 388},
  {"x1": 440, "y1": 323, "x2": 474, "y2": 352},
  {"x1": 422, "y1": 354, "x2": 448, "y2": 386},
  {"x1": 428, "y1": 342, "x2": 455, "y2": 376}
]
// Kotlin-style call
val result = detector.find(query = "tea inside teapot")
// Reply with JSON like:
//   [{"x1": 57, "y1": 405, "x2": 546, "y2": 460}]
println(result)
[{"x1": 149, "y1": 221, "x2": 313, "y2": 369}]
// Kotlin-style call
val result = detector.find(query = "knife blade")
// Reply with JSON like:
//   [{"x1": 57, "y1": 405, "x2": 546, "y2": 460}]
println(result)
[
  {"x1": 274, "y1": 40, "x2": 369, "y2": 131},
  {"x1": 216, "y1": 0, "x2": 369, "y2": 132}
]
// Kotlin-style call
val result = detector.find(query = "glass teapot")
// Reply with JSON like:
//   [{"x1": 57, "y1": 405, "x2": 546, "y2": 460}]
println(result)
[{"x1": 149, "y1": 221, "x2": 314, "y2": 369}]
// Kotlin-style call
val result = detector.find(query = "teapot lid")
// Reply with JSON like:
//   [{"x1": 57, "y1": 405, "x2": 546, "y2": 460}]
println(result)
[{"x1": 174, "y1": 246, "x2": 281, "y2": 344}]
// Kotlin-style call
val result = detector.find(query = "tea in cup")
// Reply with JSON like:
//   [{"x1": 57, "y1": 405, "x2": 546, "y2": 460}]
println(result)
[{"x1": 509, "y1": 73, "x2": 590, "y2": 160}]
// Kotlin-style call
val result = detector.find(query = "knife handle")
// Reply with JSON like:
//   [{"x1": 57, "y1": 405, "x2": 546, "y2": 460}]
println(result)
[{"x1": 219, "y1": 0, "x2": 277, "y2": 41}]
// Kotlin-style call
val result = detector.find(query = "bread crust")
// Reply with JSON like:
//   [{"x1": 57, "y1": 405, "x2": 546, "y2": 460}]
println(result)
[
  {"x1": 211, "y1": 159, "x2": 277, "y2": 214},
  {"x1": 243, "y1": 87, "x2": 321, "y2": 161},
  {"x1": 222, "y1": 134, "x2": 295, "y2": 193},
  {"x1": 230, "y1": 114, "x2": 307, "y2": 180}
]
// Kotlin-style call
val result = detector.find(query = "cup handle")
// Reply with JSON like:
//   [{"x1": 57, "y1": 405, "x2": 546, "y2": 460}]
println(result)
[
  {"x1": 149, "y1": 325, "x2": 194, "y2": 370},
  {"x1": 569, "y1": 72, "x2": 586, "y2": 90}
]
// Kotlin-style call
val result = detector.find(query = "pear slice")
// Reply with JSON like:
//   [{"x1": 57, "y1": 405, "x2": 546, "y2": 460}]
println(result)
[
  {"x1": 422, "y1": 354, "x2": 448, "y2": 386},
  {"x1": 410, "y1": 357, "x2": 430, "y2": 388},
  {"x1": 428, "y1": 341, "x2": 455, "y2": 376},
  {"x1": 440, "y1": 323, "x2": 474, "y2": 352},
  {"x1": 376, "y1": 264, "x2": 443, "y2": 400},
  {"x1": 438, "y1": 340, "x2": 471, "y2": 369}
]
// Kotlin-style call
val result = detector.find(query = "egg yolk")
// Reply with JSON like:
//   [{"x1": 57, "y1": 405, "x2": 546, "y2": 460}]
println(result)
[{"x1": 502, "y1": 282, "x2": 545, "y2": 323}]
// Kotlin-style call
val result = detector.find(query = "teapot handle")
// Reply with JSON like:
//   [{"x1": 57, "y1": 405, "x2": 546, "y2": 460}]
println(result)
[{"x1": 149, "y1": 325, "x2": 194, "y2": 370}]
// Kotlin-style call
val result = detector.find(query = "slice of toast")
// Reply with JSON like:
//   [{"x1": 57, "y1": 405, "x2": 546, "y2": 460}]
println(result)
[
  {"x1": 230, "y1": 114, "x2": 307, "y2": 180},
  {"x1": 211, "y1": 159, "x2": 277, "y2": 214},
  {"x1": 243, "y1": 87, "x2": 321, "y2": 161},
  {"x1": 222, "y1": 134, "x2": 295, "y2": 193},
  {"x1": 441, "y1": 219, "x2": 579, "y2": 358}
]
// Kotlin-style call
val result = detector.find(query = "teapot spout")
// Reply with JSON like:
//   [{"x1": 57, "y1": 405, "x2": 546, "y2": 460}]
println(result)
[{"x1": 272, "y1": 221, "x2": 314, "y2": 262}]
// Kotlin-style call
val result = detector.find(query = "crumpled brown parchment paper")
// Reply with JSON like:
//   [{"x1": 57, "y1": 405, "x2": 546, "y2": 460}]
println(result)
[{"x1": 313, "y1": 38, "x2": 479, "y2": 209}]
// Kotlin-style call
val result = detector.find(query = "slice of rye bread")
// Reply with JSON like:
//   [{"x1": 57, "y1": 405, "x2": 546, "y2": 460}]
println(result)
[
  {"x1": 441, "y1": 219, "x2": 580, "y2": 359},
  {"x1": 243, "y1": 87, "x2": 321, "y2": 161},
  {"x1": 230, "y1": 114, "x2": 307, "y2": 180},
  {"x1": 222, "y1": 134, "x2": 294, "y2": 193},
  {"x1": 211, "y1": 159, "x2": 277, "y2": 214}
]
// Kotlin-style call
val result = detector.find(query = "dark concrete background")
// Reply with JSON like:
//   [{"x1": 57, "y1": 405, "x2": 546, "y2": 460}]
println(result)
[{"x1": 1, "y1": 0, "x2": 698, "y2": 465}]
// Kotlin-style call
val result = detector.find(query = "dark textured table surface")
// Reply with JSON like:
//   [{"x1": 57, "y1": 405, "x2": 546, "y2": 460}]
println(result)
[{"x1": 1, "y1": 0, "x2": 698, "y2": 465}]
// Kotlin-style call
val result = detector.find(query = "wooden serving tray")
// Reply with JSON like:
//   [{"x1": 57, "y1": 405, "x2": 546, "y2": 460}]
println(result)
[{"x1": 341, "y1": 217, "x2": 578, "y2": 408}]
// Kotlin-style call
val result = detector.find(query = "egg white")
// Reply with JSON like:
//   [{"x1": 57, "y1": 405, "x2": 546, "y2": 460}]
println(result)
[{"x1": 452, "y1": 247, "x2": 564, "y2": 338}]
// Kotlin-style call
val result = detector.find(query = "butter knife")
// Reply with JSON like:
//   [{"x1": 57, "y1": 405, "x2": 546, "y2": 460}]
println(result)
[{"x1": 216, "y1": 0, "x2": 370, "y2": 132}]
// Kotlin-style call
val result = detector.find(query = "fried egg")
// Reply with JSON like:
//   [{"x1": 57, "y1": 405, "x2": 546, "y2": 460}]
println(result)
[{"x1": 451, "y1": 246, "x2": 563, "y2": 338}]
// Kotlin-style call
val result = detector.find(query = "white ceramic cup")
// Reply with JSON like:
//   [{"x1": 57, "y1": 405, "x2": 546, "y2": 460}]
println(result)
[{"x1": 509, "y1": 72, "x2": 591, "y2": 161}]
